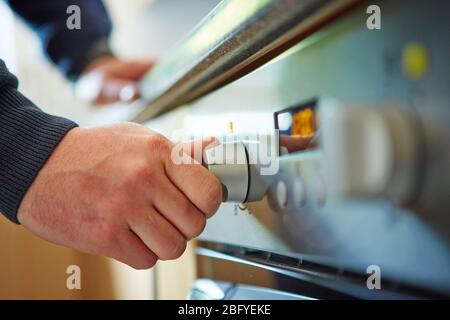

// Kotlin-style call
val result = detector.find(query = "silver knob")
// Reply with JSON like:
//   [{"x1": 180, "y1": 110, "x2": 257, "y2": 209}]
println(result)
[
  {"x1": 204, "y1": 141, "x2": 249, "y2": 202},
  {"x1": 319, "y1": 99, "x2": 424, "y2": 204}
]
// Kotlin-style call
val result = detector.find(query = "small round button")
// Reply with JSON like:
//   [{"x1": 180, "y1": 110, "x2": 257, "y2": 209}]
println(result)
[
  {"x1": 292, "y1": 177, "x2": 306, "y2": 207},
  {"x1": 276, "y1": 180, "x2": 288, "y2": 209}
]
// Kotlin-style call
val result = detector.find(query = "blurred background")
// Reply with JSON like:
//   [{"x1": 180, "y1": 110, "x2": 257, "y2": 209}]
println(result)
[{"x1": 0, "y1": 0, "x2": 220, "y2": 300}]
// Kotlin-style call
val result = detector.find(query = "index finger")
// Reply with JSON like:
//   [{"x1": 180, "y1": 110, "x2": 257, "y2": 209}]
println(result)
[{"x1": 165, "y1": 138, "x2": 223, "y2": 217}]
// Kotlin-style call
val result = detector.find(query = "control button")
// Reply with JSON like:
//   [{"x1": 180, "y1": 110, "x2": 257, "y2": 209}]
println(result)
[
  {"x1": 402, "y1": 43, "x2": 429, "y2": 80},
  {"x1": 319, "y1": 99, "x2": 423, "y2": 203},
  {"x1": 276, "y1": 180, "x2": 288, "y2": 209},
  {"x1": 292, "y1": 177, "x2": 306, "y2": 207}
]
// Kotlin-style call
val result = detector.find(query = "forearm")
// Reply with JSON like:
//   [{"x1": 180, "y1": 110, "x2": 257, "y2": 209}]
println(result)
[{"x1": 0, "y1": 60, "x2": 77, "y2": 223}]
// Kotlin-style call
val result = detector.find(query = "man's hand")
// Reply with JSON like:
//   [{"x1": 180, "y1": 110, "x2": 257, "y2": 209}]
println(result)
[
  {"x1": 17, "y1": 123, "x2": 222, "y2": 269},
  {"x1": 75, "y1": 57, "x2": 155, "y2": 106}
]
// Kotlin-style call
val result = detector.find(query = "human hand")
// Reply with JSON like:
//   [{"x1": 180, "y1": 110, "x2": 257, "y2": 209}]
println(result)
[
  {"x1": 17, "y1": 123, "x2": 222, "y2": 269},
  {"x1": 75, "y1": 56, "x2": 155, "y2": 106},
  {"x1": 279, "y1": 134, "x2": 315, "y2": 153}
]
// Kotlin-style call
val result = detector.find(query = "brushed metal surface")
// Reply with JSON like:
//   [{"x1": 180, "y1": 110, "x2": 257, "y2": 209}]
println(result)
[{"x1": 135, "y1": 0, "x2": 361, "y2": 122}]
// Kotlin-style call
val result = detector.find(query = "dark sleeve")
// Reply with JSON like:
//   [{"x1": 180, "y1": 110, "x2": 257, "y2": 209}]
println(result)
[
  {"x1": 6, "y1": 0, "x2": 113, "y2": 80},
  {"x1": 0, "y1": 60, "x2": 78, "y2": 223}
]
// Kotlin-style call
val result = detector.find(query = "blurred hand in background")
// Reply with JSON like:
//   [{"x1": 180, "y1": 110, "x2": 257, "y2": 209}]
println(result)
[{"x1": 75, "y1": 56, "x2": 155, "y2": 106}]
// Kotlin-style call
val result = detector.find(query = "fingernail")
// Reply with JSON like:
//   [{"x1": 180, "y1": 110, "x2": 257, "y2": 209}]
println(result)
[{"x1": 120, "y1": 84, "x2": 137, "y2": 102}]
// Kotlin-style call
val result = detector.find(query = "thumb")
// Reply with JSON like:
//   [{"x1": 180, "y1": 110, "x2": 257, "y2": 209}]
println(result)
[
  {"x1": 172, "y1": 137, "x2": 219, "y2": 165},
  {"x1": 75, "y1": 75, "x2": 140, "y2": 105},
  {"x1": 99, "y1": 79, "x2": 140, "y2": 105}
]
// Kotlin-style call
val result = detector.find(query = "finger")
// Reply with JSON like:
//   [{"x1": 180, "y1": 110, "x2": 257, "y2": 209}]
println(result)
[
  {"x1": 127, "y1": 207, "x2": 187, "y2": 261},
  {"x1": 152, "y1": 177, "x2": 206, "y2": 240},
  {"x1": 165, "y1": 140, "x2": 222, "y2": 217},
  {"x1": 176, "y1": 137, "x2": 219, "y2": 164},
  {"x1": 96, "y1": 79, "x2": 140, "y2": 105},
  {"x1": 113, "y1": 230, "x2": 158, "y2": 269},
  {"x1": 279, "y1": 134, "x2": 313, "y2": 153},
  {"x1": 119, "y1": 83, "x2": 140, "y2": 102},
  {"x1": 118, "y1": 59, "x2": 156, "y2": 80}
]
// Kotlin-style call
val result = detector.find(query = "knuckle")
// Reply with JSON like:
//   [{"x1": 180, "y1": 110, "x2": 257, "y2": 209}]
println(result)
[
  {"x1": 147, "y1": 134, "x2": 171, "y2": 156},
  {"x1": 130, "y1": 160, "x2": 151, "y2": 184},
  {"x1": 141, "y1": 211, "x2": 158, "y2": 230},
  {"x1": 128, "y1": 160, "x2": 161, "y2": 190},
  {"x1": 177, "y1": 200, "x2": 206, "y2": 240},
  {"x1": 203, "y1": 178, "x2": 222, "y2": 216},
  {"x1": 161, "y1": 236, "x2": 187, "y2": 260},
  {"x1": 186, "y1": 213, "x2": 206, "y2": 240}
]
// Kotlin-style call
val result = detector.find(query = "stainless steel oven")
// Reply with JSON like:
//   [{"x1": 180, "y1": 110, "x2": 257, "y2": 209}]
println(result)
[{"x1": 138, "y1": 0, "x2": 450, "y2": 299}]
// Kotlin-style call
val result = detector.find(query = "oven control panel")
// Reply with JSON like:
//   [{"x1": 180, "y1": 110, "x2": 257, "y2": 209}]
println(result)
[{"x1": 205, "y1": 97, "x2": 440, "y2": 212}]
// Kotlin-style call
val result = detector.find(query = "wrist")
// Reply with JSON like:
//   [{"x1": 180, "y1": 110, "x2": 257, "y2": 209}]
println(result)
[
  {"x1": 78, "y1": 39, "x2": 115, "y2": 77},
  {"x1": 17, "y1": 126, "x2": 81, "y2": 224}
]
